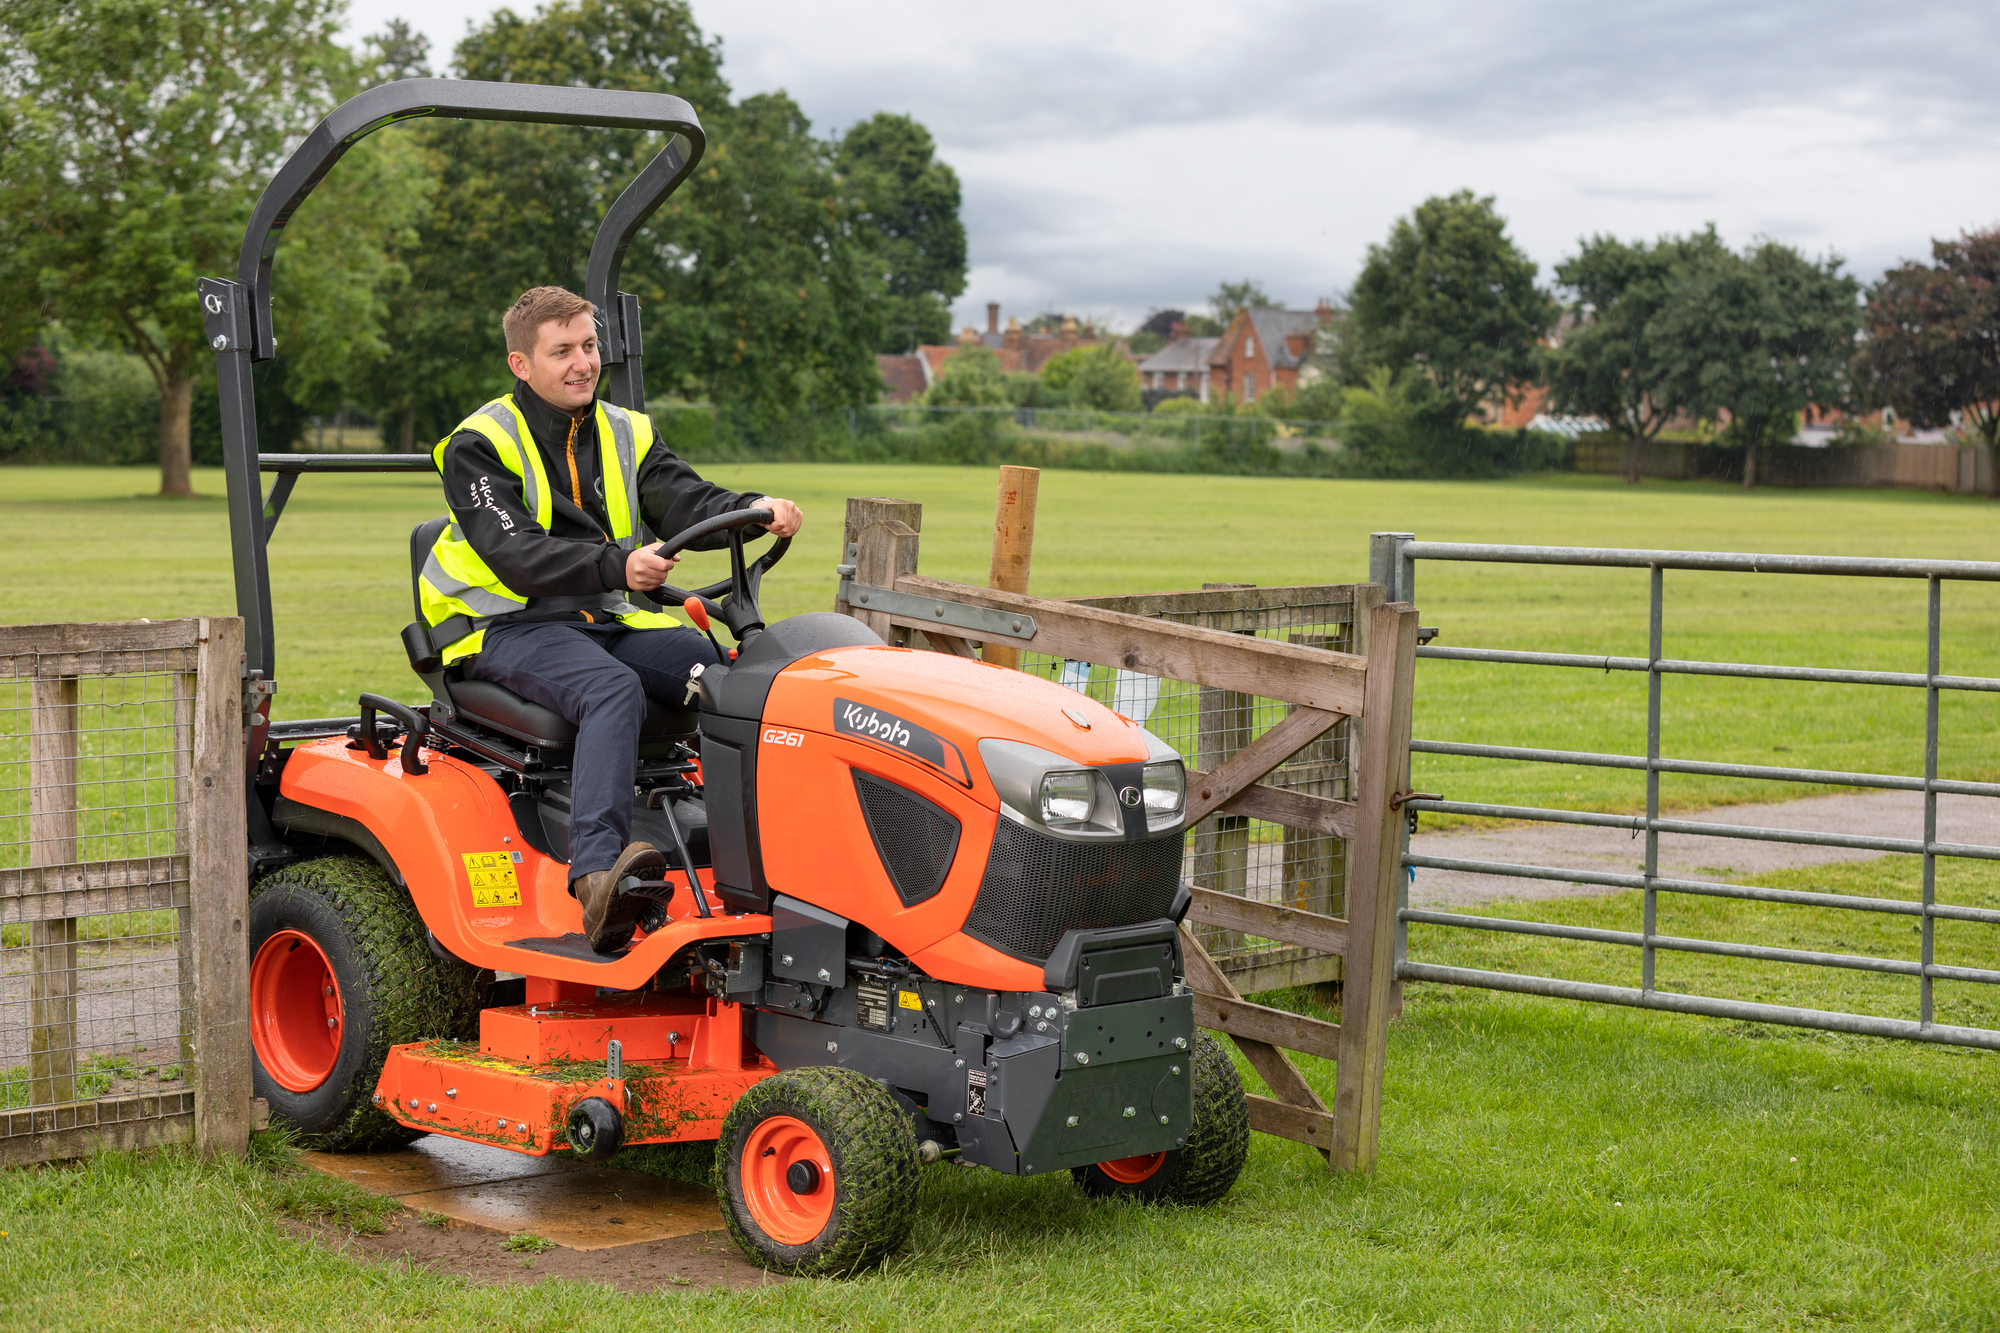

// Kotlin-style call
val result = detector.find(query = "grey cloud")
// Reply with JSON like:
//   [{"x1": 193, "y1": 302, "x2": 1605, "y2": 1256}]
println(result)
[{"x1": 738, "y1": 1, "x2": 1999, "y2": 152}]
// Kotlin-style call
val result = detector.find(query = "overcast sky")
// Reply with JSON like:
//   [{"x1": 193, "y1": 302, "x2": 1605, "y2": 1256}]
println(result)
[{"x1": 341, "y1": 0, "x2": 2000, "y2": 333}]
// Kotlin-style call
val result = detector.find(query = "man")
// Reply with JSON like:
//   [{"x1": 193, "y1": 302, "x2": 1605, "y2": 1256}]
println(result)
[{"x1": 421, "y1": 286, "x2": 803, "y2": 952}]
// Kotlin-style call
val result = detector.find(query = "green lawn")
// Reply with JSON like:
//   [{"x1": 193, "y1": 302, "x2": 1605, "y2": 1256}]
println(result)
[
  {"x1": 0, "y1": 969, "x2": 1994, "y2": 1331},
  {"x1": 5, "y1": 465, "x2": 1999, "y2": 812},
  {"x1": 4, "y1": 466, "x2": 2000, "y2": 1327}
]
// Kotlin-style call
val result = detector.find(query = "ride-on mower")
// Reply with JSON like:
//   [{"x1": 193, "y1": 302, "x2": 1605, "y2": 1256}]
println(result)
[{"x1": 200, "y1": 79, "x2": 1248, "y2": 1275}]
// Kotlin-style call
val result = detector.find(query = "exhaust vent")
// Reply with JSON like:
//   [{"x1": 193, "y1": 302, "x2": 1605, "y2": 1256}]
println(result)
[{"x1": 853, "y1": 771, "x2": 961, "y2": 907}]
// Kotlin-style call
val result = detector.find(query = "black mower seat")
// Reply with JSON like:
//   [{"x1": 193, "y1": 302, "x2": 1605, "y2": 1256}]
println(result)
[{"x1": 450, "y1": 677, "x2": 695, "y2": 747}]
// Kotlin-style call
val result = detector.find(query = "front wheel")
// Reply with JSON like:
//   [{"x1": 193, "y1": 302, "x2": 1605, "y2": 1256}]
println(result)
[
  {"x1": 249, "y1": 856, "x2": 483, "y2": 1149},
  {"x1": 1071, "y1": 1031, "x2": 1249, "y2": 1205},
  {"x1": 718, "y1": 1065, "x2": 920, "y2": 1276}
]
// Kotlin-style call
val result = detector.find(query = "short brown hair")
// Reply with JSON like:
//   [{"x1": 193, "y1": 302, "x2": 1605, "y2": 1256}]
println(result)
[{"x1": 503, "y1": 286, "x2": 598, "y2": 357}]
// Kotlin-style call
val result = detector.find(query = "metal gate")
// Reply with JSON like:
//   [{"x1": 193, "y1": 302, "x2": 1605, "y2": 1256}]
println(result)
[{"x1": 1373, "y1": 533, "x2": 2000, "y2": 1051}]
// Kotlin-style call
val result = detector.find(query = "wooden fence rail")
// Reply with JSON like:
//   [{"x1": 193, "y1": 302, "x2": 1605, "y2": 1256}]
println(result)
[{"x1": 838, "y1": 496, "x2": 1417, "y2": 1171}]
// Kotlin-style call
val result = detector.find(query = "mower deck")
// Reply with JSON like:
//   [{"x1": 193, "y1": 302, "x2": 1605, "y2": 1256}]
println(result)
[{"x1": 376, "y1": 993, "x2": 773, "y2": 1155}]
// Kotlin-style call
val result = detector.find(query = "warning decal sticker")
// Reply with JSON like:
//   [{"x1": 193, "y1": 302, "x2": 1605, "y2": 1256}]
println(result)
[
  {"x1": 966, "y1": 1067, "x2": 989, "y2": 1118},
  {"x1": 463, "y1": 850, "x2": 522, "y2": 907},
  {"x1": 897, "y1": 989, "x2": 924, "y2": 1011}
]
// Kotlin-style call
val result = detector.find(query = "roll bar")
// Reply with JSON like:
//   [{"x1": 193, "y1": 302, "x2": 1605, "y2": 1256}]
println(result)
[{"x1": 197, "y1": 78, "x2": 706, "y2": 685}]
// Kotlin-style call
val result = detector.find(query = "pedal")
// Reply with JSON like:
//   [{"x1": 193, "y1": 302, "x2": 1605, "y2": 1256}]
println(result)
[{"x1": 619, "y1": 878, "x2": 677, "y2": 934}]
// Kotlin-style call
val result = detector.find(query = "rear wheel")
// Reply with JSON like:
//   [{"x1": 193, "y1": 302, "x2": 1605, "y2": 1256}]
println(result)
[
  {"x1": 718, "y1": 1065, "x2": 919, "y2": 1276},
  {"x1": 249, "y1": 856, "x2": 483, "y2": 1149},
  {"x1": 1071, "y1": 1032, "x2": 1249, "y2": 1205}
]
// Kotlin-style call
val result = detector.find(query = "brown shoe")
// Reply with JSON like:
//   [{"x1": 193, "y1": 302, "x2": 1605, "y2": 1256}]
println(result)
[{"x1": 575, "y1": 842, "x2": 668, "y2": 954}]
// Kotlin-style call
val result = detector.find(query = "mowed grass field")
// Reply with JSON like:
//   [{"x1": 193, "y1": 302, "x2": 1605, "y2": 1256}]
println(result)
[
  {"x1": 6, "y1": 464, "x2": 2000, "y2": 813},
  {"x1": 3, "y1": 465, "x2": 2000, "y2": 1329}
]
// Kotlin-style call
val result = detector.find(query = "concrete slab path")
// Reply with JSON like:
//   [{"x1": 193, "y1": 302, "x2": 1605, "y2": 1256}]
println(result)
[
  {"x1": 305, "y1": 1134, "x2": 723, "y2": 1250},
  {"x1": 1408, "y1": 789, "x2": 2000, "y2": 907}
]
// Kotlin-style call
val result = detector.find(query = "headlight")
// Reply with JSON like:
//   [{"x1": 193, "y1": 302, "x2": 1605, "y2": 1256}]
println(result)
[
  {"x1": 1141, "y1": 761, "x2": 1185, "y2": 816},
  {"x1": 1039, "y1": 770, "x2": 1099, "y2": 827}
]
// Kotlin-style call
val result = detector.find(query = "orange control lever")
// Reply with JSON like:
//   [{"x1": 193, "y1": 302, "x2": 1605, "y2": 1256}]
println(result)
[{"x1": 682, "y1": 596, "x2": 711, "y2": 631}]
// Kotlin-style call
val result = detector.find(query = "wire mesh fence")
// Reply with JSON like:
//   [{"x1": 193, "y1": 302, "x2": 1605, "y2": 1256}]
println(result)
[
  {"x1": 0, "y1": 648, "x2": 199, "y2": 1136},
  {"x1": 0, "y1": 619, "x2": 251, "y2": 1162},
  {"x1": 1017, "y1": 584, "x2": 1371, "y2": 989}
]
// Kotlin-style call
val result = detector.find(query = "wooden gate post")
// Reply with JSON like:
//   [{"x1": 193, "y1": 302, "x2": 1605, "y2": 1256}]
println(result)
[
  {"x1": 1331, "y1": 600, "x2": 1418, "y2": 1172},
  {"x1": 984, "y1": 466, "x2": 1039, "y2": 669},
  {"x1": 189, "y1": 618, "x2": 251, "y2": 1156},
  {"x1": 837, "y1": 498, "x2": 923, "y2": 644},
  {"x1": 28, "y1": 674, "x2": 79, "y2": 1110}
]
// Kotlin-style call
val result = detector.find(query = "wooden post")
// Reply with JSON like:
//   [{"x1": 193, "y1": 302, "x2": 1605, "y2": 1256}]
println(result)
[
  {"x1": 28, "y1": 674, "x2": 79, "y2": 1108},
  {"x1": 837, "y1": 498, "x2": 923, "y2": 644},
  {"x1": 1331, "y1": 601, "x2": 1418, "y2": 1172},
  {"x1": 173, "y1": 671, "x2": 196, "y2": 1067},
  {"x1": 984, "y1": 466, "x2": 1039, "y2": 669},
  {"x1": 189, "y1": 617, "x2": 251, "y2": 1157}
]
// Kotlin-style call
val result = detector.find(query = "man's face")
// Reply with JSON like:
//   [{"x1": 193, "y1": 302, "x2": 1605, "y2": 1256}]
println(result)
[{"x1": 507, "y1": 312, "x2": 600, "y2": 412}]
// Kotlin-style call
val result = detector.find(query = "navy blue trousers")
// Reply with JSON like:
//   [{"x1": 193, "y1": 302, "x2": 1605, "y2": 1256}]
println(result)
[{"x1": 467, "y1": 620, "x2": 719, "y2": 879}]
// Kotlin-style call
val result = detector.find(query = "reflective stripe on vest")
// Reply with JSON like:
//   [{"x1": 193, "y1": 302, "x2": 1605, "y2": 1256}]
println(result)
[{"x1": 421, "y1": 396, "x2": 676, "y2": 664}]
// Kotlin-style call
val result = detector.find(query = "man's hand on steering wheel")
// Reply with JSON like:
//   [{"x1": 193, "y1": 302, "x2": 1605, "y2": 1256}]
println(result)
[
  {"x1": 754, "y1": 496, "x2": 803, "y2": 538},
  {"x1": 624, "y1": 543, "x2": 680, "y2": 592}
]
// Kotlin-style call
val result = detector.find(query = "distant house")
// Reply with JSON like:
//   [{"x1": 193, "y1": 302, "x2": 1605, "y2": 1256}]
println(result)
[
  {"x1": 1204, "y1": 303, "x2": 1337, "y2": 404},
  {"x1": 1135, "y1": 322, "x2": 1220, "y2": 402},
  {"x1": 876, "y1": 353, "x2": 930, "y2": 403},
  {"x1": 883, "y1": 303, "x2": 1130, "y2": 399}
]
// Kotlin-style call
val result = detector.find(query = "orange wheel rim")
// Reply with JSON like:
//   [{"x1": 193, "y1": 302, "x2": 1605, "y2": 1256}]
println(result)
[
  {"x1": 1097, "y1": 1151, "x2": 1168, "y2": 1184},
  {"x1": 740, "y1": 1115, "x2": 834, "y2": 1245},
  {"x1": 250, "y1": 929, "x2": 344, "y2": 1093}
]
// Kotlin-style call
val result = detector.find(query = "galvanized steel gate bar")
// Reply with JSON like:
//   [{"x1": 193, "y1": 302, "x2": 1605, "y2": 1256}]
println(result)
[{"x1": 1371, "y1": 533, "x2": 2000, "y2": 1051}]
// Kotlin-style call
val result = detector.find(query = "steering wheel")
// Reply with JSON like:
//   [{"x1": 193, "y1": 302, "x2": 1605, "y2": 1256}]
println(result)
[{"x1": 653, "y1": 506, "x2": 790, "y2": 641}]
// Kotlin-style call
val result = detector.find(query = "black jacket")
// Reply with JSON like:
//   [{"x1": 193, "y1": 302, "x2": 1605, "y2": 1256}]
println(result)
[{"x1": 438, "y1": 381, "x2": 763, "y2": 608}]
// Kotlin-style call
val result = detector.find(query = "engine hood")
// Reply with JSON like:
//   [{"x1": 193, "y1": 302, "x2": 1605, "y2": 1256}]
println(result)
[{"x1": 762, "y1": 645, "x2": 1153, "y2": 795}]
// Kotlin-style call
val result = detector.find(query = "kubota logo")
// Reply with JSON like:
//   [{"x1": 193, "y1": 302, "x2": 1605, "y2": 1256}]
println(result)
[
  {"x1": 1119, "y1": 786, "x2": 1142, "y2": 808},
  {"x1": 761, "y1": 728, "x2": 806, "y2": 747}
]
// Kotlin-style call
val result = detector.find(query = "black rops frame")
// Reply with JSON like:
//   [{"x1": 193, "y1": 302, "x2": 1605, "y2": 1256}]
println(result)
[{"x1": 196, "y1": 78, "x2": 705, "y2": 697}]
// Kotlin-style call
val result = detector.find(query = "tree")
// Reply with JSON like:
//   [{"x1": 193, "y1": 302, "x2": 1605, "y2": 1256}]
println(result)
[
  {"x1": 1039, "y1": 344, "x2": 1140, "y2": 411},
  {"x1": 0, "y1": 0, "x2": 388, "y2": 495},
  {"x1": 1185, "y1": 282, "x2": 1272, "y2": 337},
  {"x1": 836, "y1": 113, "x2": 966, "y2": 353},
  {"x1": 1649, "y1": 240, "x2": 1860, "y2": 488},
  {"x1": 1347, "y1": 191, "x2": 1555, "y2": 425},
  {"x1": 1854, "y1": 227, "x2": 2000, "y2": 489},
  {"x1": 371, "y1": 0, "x2": 886, "y2": 441},
  {"x1": 923, "y1": 345, "x2": 1008, "y2": 407},
  {"x1": 1547, "y1": 227, "x2": 1730, "y2": 482}
]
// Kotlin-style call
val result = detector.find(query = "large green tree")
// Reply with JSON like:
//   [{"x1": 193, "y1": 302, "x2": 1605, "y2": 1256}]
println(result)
[
  {"x1": 370, "y1": 0, "x2": 887, "y2": 442},
  {"x1": 1347, "y1": 191, "x2": 1556, "y2": 424},
  {"x1": 0, "y1": 0, "x2": 405, "y2": 494},
  {"x1": 1853, "y1": 227, "x2": 2000, "y2": 485},
  {"x1": 836, "y1": 113, "x2": 966, "y2": 353},
  {"x1": 1649, "y1": 240, "x2": 1860, "y2": 488},
  {"x1": 1547, "y1": 227, "x2": 1730, "y2": 482}
]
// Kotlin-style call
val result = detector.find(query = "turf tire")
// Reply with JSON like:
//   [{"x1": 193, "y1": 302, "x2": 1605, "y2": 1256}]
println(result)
[
  {"x1": 249, "y1": 855, "x2": 483, "y2": 1150},
  {"x1": 1071, "y1": 1031, "x2": 1249, "y2": 1205},
  {"x1": 718, "y1": 1065, "x2": 920, "y2": 1276}
]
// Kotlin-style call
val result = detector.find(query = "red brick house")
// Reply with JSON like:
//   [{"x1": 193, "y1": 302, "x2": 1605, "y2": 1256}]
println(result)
[{"x1": 1204, "y1": 302, "x2": 1336, "y2": 404}]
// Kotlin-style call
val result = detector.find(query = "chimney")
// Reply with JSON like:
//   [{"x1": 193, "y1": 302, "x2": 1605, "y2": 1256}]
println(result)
[
  {"x1": 1170, "y1": 320, "x2": 1188, "y2": 341},
  {"x1": 1315, "y1": 298, "x2": 1334, "y2": 322},
  {"x1": 987, "y1": 302, "x2": 1000, "y2": 335}
]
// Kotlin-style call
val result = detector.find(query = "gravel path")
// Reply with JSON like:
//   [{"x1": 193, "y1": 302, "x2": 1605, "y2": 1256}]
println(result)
[{"x1": 1408, "y1": 790, "x2": 2000, "y2": 907}]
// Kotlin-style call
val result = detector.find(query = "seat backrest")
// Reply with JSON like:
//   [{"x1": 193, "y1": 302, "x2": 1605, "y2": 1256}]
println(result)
[{"x1": 410, "y1": 516, "x2": 451, "y2": 624}]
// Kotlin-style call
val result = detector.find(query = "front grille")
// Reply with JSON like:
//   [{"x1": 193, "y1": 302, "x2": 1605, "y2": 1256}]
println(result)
[
  {"x1": 853, "y1": 771, "x2": 961, "y2": 906},
  {"x1": 964, "y1": 820, "x2": 1184, "y2": 961}
]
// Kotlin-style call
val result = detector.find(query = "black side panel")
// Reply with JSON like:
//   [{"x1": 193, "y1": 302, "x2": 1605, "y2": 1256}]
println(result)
[
  {"x1": 709, "y1": 612, "x2": 884, "y2": 720},
  {"x1": 700, "y1": 713, "x2": 769, "y2": 912},
  {"x1": 852, "y1": 771, "x2": 960, "y2": 907}
]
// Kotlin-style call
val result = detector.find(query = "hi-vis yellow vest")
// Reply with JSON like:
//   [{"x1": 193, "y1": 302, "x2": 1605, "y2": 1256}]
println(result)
[{"x1": 420, "y1": 396, "x2": 679, "y2": 664}]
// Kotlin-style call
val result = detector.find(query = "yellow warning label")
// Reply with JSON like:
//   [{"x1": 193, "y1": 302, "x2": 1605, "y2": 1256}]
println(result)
[
  {"x1": 463, "y1": 851, "x2": 521, "y2": 907},
  {"x1": 897, "y1": 989, "x2": 923, "y2": 1011}
]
